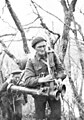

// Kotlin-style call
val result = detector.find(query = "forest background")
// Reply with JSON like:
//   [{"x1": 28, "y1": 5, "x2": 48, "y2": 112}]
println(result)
[{"x1": 0, "y1": 0, "x2": 84, "y2": 119}]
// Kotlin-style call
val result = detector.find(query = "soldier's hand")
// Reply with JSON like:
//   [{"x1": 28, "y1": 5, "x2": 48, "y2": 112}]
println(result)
[
  {"x1": 38, "y1": 74, "x2": 53, "y2": 83},
  {"x1": 58, "y1": 78, "x2": 62, "y2": 84},
  {"x1": 19, "y1": 78, "x2": 25, "y2": 86},
  {"x1": 55, "y1": 78, "x2": 62, "y2": 86},
  {"x1": 6, "y1": 74, "x2": 13, "y2": 84},
  {"x1": 19, "y1": 81, "x2": 24, "y2": 86}
]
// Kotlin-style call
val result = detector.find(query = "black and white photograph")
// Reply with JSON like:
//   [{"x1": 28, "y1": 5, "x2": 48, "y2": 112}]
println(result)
[{"x1": 0, "y1": 0, "x2": 84, "y2": 120}]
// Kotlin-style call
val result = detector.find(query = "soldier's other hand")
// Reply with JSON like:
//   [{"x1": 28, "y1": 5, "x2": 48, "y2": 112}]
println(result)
[
  {"x1": 6, "y1": 74, "x2": 13, "y2": 84},
  {"x1": 55, "y1": 78, "x2": 62, "y2": 86},
  {"x1": 38, "y1": 74, "x2": 53, "y2": 83},
  {"x1": 19, "y1": 81, "x2": 24, "y2": 86},
  {"x1": 19, "y1": 78, "x2": 25, "y2": 86}
]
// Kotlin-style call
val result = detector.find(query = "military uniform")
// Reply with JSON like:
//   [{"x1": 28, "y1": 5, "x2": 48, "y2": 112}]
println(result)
[
  {"x1": 23, "y1": 52, "x2": 65, "y2": 120},
  {"x1": 0, "y1": 69, "x2": 24, "y2": 120}
]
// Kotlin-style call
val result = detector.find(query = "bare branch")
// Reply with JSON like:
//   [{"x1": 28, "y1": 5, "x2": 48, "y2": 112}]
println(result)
[
  {"x1": 32, "y1": 0, "x2": 64, "y2": 24},
  {"x1": 23, "y1": 17, "x2": 39, "y2": 26},
  {"x1": 0, "y1": 16, "x2": 17, "y2": 30},
  {"x1": 61, "y1": 0, "x2": 68, "y2": 12},
  {"x1": 31, "y1": 0, "x2": 60, "y2": 37},
  {"x1": 60, "y1": 0, "x2": 78, "y2": 63},
  {"x1": 79, "y1": 9, "x2": 84, "y2": 16},
  {"x1": 0, "y1": 40, "x2": 25, "y2": 69},
  {"x1": 5, "y1": 0, "x2": 30, "y2": 54},
  {"x1": 4, "y1": 38, "x2": 32, "y2": 42},
  {"x1": 31, "y1": 0, "x2": 74, "y2": 34},
  {"x1": 0, "y1": 40, "x2": 17, "y2": 62},
  {"x1": 0, "y1": 33, "x2": 16, "y2": 38},
  {"x1": 66, "y1": 0, "x2": 70, "y2": 8},
  {"x1": 2, "y1": 2, "x2": 6, "y2": 14},
  {"x1": 68, "y1": 74, "x2": 84, "y2": 115},
  {"x1": 24, "y1": 26, "x2": 42, "y2": 30},
  {"x1": 71, "y1": 0, "x2": 77, "y2": 12},
  {"x1": 72, "y1": 17, "x2": 84, "y2": 101},
  {"x1": 75, "y1": 22, "x2": 84, "y2": 41}
]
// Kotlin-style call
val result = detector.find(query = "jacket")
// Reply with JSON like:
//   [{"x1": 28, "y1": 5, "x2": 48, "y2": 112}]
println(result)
[{"x1": 23, "y1": 52, "x2": 65, "y2": 88}]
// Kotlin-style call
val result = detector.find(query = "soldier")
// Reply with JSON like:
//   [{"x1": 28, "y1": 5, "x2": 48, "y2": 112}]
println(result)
[
  {"x1": 0, "y1": 69, "x2": 24, "y2": 120},
  {"x1": 21, "y1": 37, "x2": 66, "y2": 120}
]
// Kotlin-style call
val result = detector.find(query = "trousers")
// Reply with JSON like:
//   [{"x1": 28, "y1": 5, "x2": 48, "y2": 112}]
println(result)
[{"x1": 34, "y1": 95, "x2": 61, "y2": 120}]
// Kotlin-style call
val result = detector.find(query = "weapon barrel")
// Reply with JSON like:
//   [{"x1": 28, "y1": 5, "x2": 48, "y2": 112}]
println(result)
[
  {"x1": 61, "y1": 84, "x2": 66, "y2": 97},
  {"x1": 8, "y1": 84, "x2": 41, "y2": 95},
  {"x1": 7, "y1": 84, "x2": 66, "y2": 99},
  {"x1": 49, "y1": 90, "x2": 61, "y2": 100}
]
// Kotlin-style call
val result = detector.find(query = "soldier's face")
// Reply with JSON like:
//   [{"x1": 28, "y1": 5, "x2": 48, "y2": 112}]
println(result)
[{"x1": 35, "y1": 41, "x2": 46, "y2": 56}]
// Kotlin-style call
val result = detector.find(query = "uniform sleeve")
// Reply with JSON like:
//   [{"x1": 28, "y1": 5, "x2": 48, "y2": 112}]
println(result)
[
  {"x1": 23, "y1": 59, "x2": 39, "y2": 87},
  {"x1": 17, "y1": 57, "x2": 27, "y2": 70}
]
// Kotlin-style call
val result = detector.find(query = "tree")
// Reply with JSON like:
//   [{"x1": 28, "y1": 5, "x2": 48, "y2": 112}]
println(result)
[{"x1": 0, "y1": 0, "x2": 84, "y2": 119}]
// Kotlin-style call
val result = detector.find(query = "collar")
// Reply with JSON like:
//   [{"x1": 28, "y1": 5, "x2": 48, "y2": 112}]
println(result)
[
  {"x1": 35, "y1": 53, "x2": 41, "y2": 61},
  {"x1": 35, "y1": 52, "x2": 47, "y2": 61}
]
